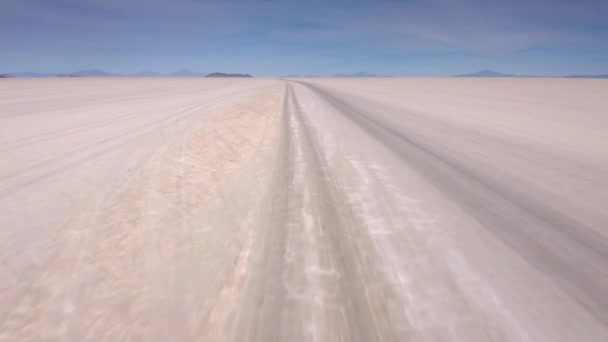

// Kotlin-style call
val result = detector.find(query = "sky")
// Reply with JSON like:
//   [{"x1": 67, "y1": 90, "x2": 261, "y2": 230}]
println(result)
[{"x1": 1, "y1": 0, "x2": 608, "y2": 76}]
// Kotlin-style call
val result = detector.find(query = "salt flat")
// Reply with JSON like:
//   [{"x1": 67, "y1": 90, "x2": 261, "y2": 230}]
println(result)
[{"x1": 1, "y1": 77, "x2": 607, "y2": 341}]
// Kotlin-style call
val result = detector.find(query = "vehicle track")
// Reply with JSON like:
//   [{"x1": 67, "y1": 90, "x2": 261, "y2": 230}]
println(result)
[
  {"x1": 296, "y1": 80, "x2": 608, "y2": 326},
  {"x1": 1, "y1": 77, "x2": 607, "y2": 341}
]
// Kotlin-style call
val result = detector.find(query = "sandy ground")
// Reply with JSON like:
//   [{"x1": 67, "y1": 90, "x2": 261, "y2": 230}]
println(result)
[{"x1": 0, "y1": 77, "x2": 607, "y2": 341}]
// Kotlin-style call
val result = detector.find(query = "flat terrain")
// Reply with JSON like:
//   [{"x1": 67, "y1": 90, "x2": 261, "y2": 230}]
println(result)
[{"x1": 1, "y1": 77, "x2": 607, "y2": 341}]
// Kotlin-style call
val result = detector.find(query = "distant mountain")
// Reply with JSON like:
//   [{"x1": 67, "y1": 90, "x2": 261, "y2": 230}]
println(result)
[
  {"x1": 9, "y1": 70, "x2": 114, "y2": 77},
  {"x1": 70, "y1": 69, "x2": 118, "y2": 77},
  {"x1": 456, "y1": 70, "x2": 516, "y2": 77},
  {"x1": 134, "y1": 69, "x2": 211, "y2": 77},
  {"x1": 10, "y1": 69, "x2": 207, "y2": 77},
  {"x1": 564, "y1": 74, "x2": 608, "y2": 79},
  {"x1": 0, "y1": 74, "x2": 10, "y2": 78},
  {"x1": 456, "y1": 70, "x2": 608, "y2": 78},
  {"x1": 333, "y1": 71, "x2": 381, "y2": 78},
  {"x1": 11, "y1": 72, "x2": 57, "y2": 77},
  {"x1": 132, "y1": 70, "x2": 163, "y2": 77},
  {"x1": 169, "y1": 69, "x2": 206, "y2": 77},
  {"x1": 206, "y1": 72, "x2": 252, "y2": 78}
]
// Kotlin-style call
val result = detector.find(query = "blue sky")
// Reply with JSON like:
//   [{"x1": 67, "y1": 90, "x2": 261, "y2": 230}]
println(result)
[{"x1": 1, "y1": 0, "x2": 607, "y2": 76}]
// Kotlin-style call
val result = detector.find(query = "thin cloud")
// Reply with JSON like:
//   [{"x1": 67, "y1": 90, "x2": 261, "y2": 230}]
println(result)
[{"x1": 1, "y1": 0, "x2": 606, "y2": 75}]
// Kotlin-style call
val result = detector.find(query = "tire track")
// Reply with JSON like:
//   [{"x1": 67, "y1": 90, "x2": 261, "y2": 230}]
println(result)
[
  {"x1": 296, "y1": 80, "x2": 608, "y2": 328},
  {"x1": 0, "y1": 80, "x2": 285, "y2": 341},
  {"x1": 232, "y1": 82, "x2": 415, "y2": 341},
  {"x1": 0, "y1": 85, "x2": 267, "y2": 197}
]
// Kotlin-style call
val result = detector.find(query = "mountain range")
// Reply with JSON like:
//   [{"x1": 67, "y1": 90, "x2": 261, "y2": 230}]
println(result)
[
  {"x1": 4, "y1": 69, "x2": 607, "y2": 79},
  {"x1": 5, "y1": 70, "x2": 380, "y2": 78},
  {"x1": 206, "y1": 72, "x2": 252, "y2": 77},
  {"x1": 456, "y1": 70, "x2": 608, "y2": 78},
  {"x1": 4, "y1": 69, "x2": 245, "y2": 78}
]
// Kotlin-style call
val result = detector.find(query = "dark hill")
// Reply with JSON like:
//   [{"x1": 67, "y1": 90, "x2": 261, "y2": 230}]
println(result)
[{"x1": 206, "y1": 72, "x2": 252, "y2": 78}]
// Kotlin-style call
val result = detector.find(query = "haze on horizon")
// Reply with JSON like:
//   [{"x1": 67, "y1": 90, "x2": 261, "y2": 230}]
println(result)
[{"x1": 1, "y1": 0, "x2": 607, "y2": 76}]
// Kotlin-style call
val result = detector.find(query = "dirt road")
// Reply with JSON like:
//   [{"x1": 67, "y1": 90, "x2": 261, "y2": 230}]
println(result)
[{"x1": 1, "y1": 77, "x2": 607, "y2": 341}]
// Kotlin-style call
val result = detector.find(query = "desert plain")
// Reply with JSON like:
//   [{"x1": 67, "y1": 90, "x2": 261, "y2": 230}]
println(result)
[{"x1": 0, "y1": 77, "x2": 607, "y2": 341}]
